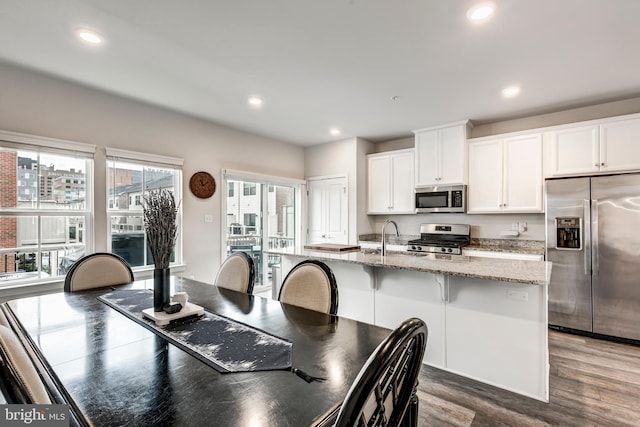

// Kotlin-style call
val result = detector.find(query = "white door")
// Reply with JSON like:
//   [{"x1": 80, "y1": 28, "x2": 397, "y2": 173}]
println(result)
[
  {"x1": 307, "y1": 176, "x2": 348, "y2": 244},
  {"x1": 325, "y1": 179, "x2": 348, "y2": 243}
]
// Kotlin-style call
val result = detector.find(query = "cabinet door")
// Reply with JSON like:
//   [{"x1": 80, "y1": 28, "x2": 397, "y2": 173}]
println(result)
[
  {"x1": 503, "y1": 134, "x2": 543, "y2": 212},
  {"x1": 600, "y1": 117, "x2": 640, "y2": 172},
  {"x1": 467, "y1": 139, "x2": 503, "y2": 213},
  {"x1": 390, "y1": 151, "x2": 414, "y2": 213},
  {"x1": 414, "y1": 130, "x2": 439, "y2": 186},
  {"x1": 439, "y1": 125, "x2": 466, "y2": 184},
  {"x1": 548, "y1": 125, "x2": 599, "y2": 176},
  {"x1": 367, "y1": 155, "x2": 391, "y2": 214}
]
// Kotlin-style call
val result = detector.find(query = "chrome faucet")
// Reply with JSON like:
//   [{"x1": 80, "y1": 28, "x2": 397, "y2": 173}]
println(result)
[{"x1": 381, "y1": 219, "x2": 399, "y2": 256}]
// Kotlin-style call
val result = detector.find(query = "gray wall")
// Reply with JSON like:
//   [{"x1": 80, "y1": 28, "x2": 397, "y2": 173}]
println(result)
[{"x1": 0, "y1": 61, "x2": 304, "y2": 284}]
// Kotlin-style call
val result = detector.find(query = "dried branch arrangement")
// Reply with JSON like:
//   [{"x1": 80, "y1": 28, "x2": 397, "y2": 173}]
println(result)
[{"x1": 143, "y1": 189, "x2": 179, "y2": 269}]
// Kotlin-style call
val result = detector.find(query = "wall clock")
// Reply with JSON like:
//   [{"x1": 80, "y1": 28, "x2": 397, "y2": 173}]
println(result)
[{"x1": 189, "y1": 171, "x2": 216, "y2": 199}]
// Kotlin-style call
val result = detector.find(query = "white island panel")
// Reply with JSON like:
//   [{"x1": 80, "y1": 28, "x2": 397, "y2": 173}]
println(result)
[
  {"x1": 326, "y1": 261, "x2": 375, "y2": 324},
  {"x1": 270, "y1": 248, "x2": 550, "y2": 402},
  {"x1": 374, "y1": 268, "x2": 446, "y2": 367},
  {"x1": 446, "y1": 276, "x2": 548, "y2": 401}
]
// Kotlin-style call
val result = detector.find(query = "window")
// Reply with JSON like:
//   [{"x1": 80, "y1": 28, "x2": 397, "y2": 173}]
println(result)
[
  {"x1": 243, "y1": 183, "x2": 256, "y2": 196},
  {"x1": 106, "y1": 148, "x2": 183, "y2": 269},
  {"x1": 0, "y1": 131, "x2": 94, "y2": 285},
  {"x1": 223, "y1": 169, "x2": 303, "y2": 291}
]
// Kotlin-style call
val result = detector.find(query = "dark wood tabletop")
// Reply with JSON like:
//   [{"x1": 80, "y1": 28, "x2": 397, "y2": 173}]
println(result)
[{"x1": 4, "y1": 277, "x2": 390, "y2": 427}]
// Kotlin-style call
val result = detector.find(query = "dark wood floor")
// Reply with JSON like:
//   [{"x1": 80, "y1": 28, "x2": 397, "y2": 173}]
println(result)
[{"x1": 417, "y1": 329, "x2": 640, "y2": 426}]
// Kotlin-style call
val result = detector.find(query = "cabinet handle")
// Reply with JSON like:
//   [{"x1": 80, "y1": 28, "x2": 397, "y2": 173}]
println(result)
[
  {"x1": 595, "y1": 163, "x2": 599, "y2": 167},
  {"x1": 600, "y1": 162, "x2": 605, "y2": 166}
]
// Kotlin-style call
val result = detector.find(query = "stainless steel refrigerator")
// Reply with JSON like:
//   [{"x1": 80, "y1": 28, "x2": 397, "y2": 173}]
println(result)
[{"x1": 546, "y1": 174, "x2": 640, "y2": 341}]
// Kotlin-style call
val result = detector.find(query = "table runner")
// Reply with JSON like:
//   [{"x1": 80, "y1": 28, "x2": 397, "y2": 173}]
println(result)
[{"x1": 98, "y1": 289, "x2": 292, "y2": 373}]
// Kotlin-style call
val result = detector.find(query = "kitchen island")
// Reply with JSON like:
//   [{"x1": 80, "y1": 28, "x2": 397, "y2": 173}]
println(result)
[{"x1": 266, "y1": 246, "x2": 552, "y2": 402}]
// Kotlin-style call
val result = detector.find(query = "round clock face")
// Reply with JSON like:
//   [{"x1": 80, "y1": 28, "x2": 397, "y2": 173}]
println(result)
[{"x1": 189, "y1": 171, "x2": 216, "y2": 199}]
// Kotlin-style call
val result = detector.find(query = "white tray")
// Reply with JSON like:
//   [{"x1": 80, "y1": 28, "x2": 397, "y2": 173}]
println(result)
[{"x1": 142, "y1": 302, "x2": 205, "y2": 326}]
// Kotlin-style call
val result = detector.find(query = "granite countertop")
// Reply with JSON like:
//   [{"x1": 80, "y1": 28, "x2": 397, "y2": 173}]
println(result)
[
  {"x1": 358, "y1": 235, "x2": 545, "y2": 256},
  {"x1": 266, "y1": 247, "x2": 552, "y2": 286}
]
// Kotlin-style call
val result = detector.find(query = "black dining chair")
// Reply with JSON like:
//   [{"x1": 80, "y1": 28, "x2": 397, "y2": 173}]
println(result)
[
  {"x1": 64, "y1": 252, "x2": 134, "y2": 292},
  {"x1": 214, "y1": 252, "x2": 255, "y2": 294},
  {"x1": 333, "y1": 317, "x2": 428, "y2": 427},
  {"x1": 278, "y1": 260, "x2": 338, "y2": 315}
]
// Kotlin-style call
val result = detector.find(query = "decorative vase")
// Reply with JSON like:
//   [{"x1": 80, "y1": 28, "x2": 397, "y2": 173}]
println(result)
[{"x1": 154, "y1": 268, "x2": 170, "y2": 311}]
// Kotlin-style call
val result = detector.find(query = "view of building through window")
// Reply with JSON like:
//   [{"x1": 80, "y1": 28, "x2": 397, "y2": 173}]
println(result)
[
  {"x1": 226, "y1": 180, "x2": 295, "y2": 289},
  {"x1": 107, "y1": 158, "x2": 182, "y2": 268},
  {"x1": 0, "y1": 147, "x2": 91, "y2": 284}
]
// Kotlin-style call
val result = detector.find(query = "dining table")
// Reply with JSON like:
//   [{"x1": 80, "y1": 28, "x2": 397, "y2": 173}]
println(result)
[{"x1": 2, "y1": 276, "x2": 391, "y2": 426}]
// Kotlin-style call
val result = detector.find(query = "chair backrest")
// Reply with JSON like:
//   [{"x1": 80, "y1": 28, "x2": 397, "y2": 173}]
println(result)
[
  {"x1": 214, "y1": 252, "x2": 255, "y2": 294},
  {"x1": 278, "y1": 260, "x2": 338, "y2": 315},
  {"x1": 0, "y1": 325, "x2": 51, "y2": 404},
  {"x1": 334, "y1": 317, "x2": 428, "y2": 427},
  {"x1": 64, "y1": 252, "x2": 134, "y2": 292}
]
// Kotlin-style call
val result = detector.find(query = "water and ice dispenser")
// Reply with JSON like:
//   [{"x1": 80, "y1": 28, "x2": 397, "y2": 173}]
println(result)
[{"x1": 555, "y1": 217, "x2": 582, "y2": 250}]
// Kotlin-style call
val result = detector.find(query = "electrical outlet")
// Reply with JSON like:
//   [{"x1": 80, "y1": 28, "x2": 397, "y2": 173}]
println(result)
[
  {"x1": 204, "y1": 214, "x2": 213, "y2": 223},
  {"x1": 507, "y1": 289, "x2": 528, "y2": 302}
]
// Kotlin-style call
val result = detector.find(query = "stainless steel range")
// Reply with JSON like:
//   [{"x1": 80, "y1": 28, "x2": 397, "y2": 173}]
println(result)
[{"x1": 407, "y1": 223, "x2": 471, "y2": 255}]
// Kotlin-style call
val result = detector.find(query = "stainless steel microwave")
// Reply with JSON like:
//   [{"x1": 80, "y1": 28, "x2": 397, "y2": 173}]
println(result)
[{"x1": 415, "y1": 184, "x2": 466, "y2": 213}]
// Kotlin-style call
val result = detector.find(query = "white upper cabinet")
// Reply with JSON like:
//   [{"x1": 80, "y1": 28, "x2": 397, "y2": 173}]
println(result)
[
  {"x1": 468, "y1": 133, "x2": 543, "y2": 213},
  {"x1": 367, "y1": 149, "x2": 414, "y2": 214},
  {"x1": 545, "y1": 114, "x2": 640, "y2": 177},
  {"x1": 414, "y1": 121, "x2": 469, "y2": 186},
  {"x1": 546, "y1": 125, "x2": 599, "y2": 176},
  {"x1": 600, "y1": 117, "x2": 640, "y2": 172}
]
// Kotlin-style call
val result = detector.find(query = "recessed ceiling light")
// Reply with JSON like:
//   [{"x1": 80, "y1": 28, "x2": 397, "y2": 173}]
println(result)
[
  {"x1": 467, "y1": 1, "x2": 496, "y2": 22},
  {"x1": 330, "y1": 128, "x2": 341, "y2": 136},
  {"x1": 248, "y1": 96, "x2": 264, "y2": 108},
  {"x1": 75, "y1": 28, "x2": 104, "y2": 45},
  {"x1": 501, "y1": 85, "x2": 521, "y2": 98}
]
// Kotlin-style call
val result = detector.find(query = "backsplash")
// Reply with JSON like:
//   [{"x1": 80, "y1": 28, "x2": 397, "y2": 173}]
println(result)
[{"x1": 359, "y1": 234, "x2": 545, "y2": 255}]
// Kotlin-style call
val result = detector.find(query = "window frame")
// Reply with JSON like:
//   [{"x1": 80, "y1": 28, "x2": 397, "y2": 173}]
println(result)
[
  {"x1": 0, "y1": 130, "x2": 95, "y2": 287},
  {"x1": 105, "y1": 148, "x2": 184, "y2": 272}
]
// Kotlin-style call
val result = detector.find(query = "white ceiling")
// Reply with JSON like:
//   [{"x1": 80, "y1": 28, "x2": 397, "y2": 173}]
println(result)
[{"x1": 1, "y1": 0, "x2": 639, "y2": 146}]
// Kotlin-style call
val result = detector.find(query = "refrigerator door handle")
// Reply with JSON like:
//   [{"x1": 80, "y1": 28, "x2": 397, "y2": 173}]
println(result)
[
  {"x1": 592, "y1": 199, "x2": 599, "y2": 276},
  {"x1": 584, "y1": 199, "x2": 590, "y2": 276}
]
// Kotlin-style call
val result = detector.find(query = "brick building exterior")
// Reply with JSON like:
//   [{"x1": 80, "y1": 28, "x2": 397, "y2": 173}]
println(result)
[{"x1": 0, "y1": 151, "x2": 17, "y2": 273}]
